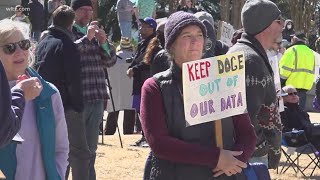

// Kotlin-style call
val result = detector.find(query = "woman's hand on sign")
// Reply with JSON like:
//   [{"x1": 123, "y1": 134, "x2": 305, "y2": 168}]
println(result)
[{"x1": 213, "y1": 149, "x2": 247, "y2": 177}]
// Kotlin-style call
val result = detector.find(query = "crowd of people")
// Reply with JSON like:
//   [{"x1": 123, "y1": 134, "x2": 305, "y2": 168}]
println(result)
[{"x1": 1, "y1": 0, "x2": 320, "y2": 179}]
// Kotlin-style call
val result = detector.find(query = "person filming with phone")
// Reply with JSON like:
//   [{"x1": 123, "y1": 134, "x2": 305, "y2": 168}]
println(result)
[{"x1": 68, "y1": 0, "x2": 117, "y2": 179}]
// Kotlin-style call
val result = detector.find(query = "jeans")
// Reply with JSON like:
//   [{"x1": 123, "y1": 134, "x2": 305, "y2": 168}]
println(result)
[
  {"x1": 119, "y1": 21, "x2": 132, "y2": 39},
  {"x1": 143, "y1": 151, "x2": 153, "y2": 180},
  {"x1": 248, "y1": 154, "x2": 268, "y2": 167},
  {"x1": 65, "y1": 101, "x2": 104, "y2": 180}
]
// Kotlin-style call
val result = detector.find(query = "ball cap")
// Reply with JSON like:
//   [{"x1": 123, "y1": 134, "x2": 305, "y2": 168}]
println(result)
[{"x1": 139, "y1": 17, "x2": 157, "y2": 30}]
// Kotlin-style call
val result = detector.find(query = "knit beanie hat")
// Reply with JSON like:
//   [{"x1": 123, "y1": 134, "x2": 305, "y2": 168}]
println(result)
[
  {"x1": 241, "y1": 0, "x2": 281, "y2": 36},
  {"x1": 71, "y1": 0, "x2": 92, "y2": 11},
  {"x1": 164, "y1": 11, "x2": 206, "y2": 51}
]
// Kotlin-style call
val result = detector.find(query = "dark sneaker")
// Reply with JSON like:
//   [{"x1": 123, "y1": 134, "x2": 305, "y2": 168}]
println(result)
[{"x1": 131, "y1": 137, "x2": 149, "y2": 147}]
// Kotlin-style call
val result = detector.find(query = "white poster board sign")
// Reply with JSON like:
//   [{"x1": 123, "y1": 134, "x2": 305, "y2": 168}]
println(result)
[
  {"x1": 182, "y1": 52, "x2": 247, "y2": 126},
  {"x1": 106, "y1": 60, "x2": 134, "y2": 112},
  {"x1": 268, "y1": 52, "x2": 284, "y2": 112},
  {"x1": 218, "y1": 21, "x2": 235, "y2": 47}
]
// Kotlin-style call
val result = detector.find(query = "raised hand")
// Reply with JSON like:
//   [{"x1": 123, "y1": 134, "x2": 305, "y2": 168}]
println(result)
[
  {"x1": 87, "y1": 25, "x2": 98, "y2": 41},
  {"x1": 15, "y1": 76, "x2": 43, "y2": 101},
  {"x1": 95, "y1": 28, "x2": 107, "y2": 45}
]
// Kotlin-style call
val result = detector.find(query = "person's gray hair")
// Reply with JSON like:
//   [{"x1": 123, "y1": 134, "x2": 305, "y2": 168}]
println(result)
[
  {"x1": 0, "y1": 19, "x2": 30, "y2": 45},
  {"x1": 0, "y1": 19, "x2": 34, "y2": 66},
  {"x1": 282, "y1": 85, "x2": 296, "y2": 93}
]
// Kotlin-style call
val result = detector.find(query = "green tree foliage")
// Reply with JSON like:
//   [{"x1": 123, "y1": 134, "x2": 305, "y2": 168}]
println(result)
[
  {"x1": 199, "y1": 0, "x2": 220, "y2": 20},
  {"x1": 100, "y1": 0, "x2": 121, "y2": 41},
  {"x1": 100, "y1": 0, "x2": 220, "y2": 41}
]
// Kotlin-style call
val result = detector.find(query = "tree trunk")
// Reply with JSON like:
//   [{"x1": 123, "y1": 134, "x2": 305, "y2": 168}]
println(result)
[
  {"x1": 168, "y1": 0, "x2": 179, "y2": 15},
  {"x1": 91, "y1": 0, "x2": 98, "y2": 21},
  {"x1": 286, "y1": 0, "x2": 318, "y2": 36},
  {"x1": 220, "y1": 0, "x2": 231, "y2": 23},
  {"x1": 230, "y1": 0, "x2": 245, "y2": 29}
]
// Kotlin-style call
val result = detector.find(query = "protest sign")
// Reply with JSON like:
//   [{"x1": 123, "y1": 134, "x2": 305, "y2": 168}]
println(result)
[
  {"x1": 268, "y1": 53, "x2": 284, "y2": 112},
  {"x1": 217, "y1": 21, "x2": 235, "y2": 47},
  {"x1": 182, "y1": 52, "x2": 247, "y2": 126}
]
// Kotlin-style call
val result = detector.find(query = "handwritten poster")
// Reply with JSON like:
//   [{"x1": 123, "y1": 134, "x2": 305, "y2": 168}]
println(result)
[
  {"x1": 182, "y1": 52, "x2": 247, "y2": 126},
  {"x1": 217, "y1": 21, "x2": 235, "y2": 47}
]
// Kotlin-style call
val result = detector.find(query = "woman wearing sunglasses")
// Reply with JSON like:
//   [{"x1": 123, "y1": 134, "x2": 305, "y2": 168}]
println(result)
[
  {"x1": 281, "y1": 85, "x2": 320, "y2": 151},
  {"x1": 0, "y1": 19, "x2": 69, "y2": 180}
]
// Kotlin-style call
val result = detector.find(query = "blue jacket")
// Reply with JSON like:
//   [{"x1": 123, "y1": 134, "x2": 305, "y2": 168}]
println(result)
[
  {"x1": 0, "y1": 68, "x2": 61, "y2": 180},
  {"x1": 0, "y1": 62, "x2": 25, "y2": 148}
]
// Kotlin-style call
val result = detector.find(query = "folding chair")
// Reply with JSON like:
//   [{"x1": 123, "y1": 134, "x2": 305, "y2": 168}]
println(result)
[{"x1": 277, "y1": 130, "x2": 320, "y2": 177}]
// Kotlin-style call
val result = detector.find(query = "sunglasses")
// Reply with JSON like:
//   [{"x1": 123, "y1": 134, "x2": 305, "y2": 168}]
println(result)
[
  {"x1": 286, "y1": 92, "x2": 298, "y2": 96},
  {"x1": 1, "y1": 40, "x2": 31, "y2": 55}
]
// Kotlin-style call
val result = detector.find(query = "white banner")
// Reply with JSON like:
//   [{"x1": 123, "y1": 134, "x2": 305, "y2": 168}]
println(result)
[
  {"x1": 268, "y1": 52, "x2": 284, "y2": 112},
  {"x1": 106, "y1": 60, "x2": 134, "y2": 112},
  {"x1": 182, "y1": 52, "x2": 247, "y2": 126}
]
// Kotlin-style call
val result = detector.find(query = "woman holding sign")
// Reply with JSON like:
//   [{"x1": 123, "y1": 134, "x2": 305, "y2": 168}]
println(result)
[{"x1": 140, "y1": 11, "x2": 256, "y2": 180}]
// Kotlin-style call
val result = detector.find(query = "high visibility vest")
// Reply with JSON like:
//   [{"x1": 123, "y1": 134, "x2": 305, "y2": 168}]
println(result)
[{"x1": 279, "y1": 44, "x2": 315, "y2": 90}]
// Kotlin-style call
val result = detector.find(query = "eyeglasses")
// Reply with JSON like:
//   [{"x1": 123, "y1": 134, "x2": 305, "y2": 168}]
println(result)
[
  {"x1": 78, "y1": 8, "x2": 93, "y2": 14},
  {"x1": 287, "y1": 92, "x2": 298, "y2": 96},
  {"x1": 1, "y1": 39, "x2": 31, "y2": 55}
]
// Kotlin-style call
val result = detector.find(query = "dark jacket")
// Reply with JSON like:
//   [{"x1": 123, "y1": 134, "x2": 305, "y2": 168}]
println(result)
[
  {"x1": 150, "y1": 49, "x2": 170, "y2": 76},
  {"x1": 228, "y1": 33, "x2": 282, "y2": 169},
  {"x1": 280, "y1": 103, "x2": 320, "y2": 149},
  {"x1": 129, "y1": 33, "x2": 155, "y2": 95},
  {"x1": 214, "y1": 40, "x2": 229, "y2": 56},
  {"x1": 280, "y1": 103, "x2": 311, "y2": 132},
  {"x1": 35, "y1": 26, "x2": 83, "y2": 112},
  {"x1": 141, "y1": 64, "x2": 256, "y2": 180},
  {"x1": 0, "y1": 63, "x2": 25, "y2": 148},
  {"x1": 28, "y1": 0, "x2": 45, "y2": 31}
]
